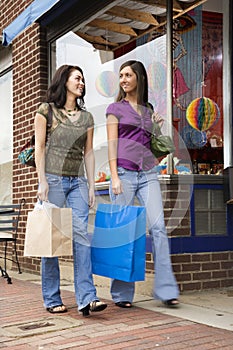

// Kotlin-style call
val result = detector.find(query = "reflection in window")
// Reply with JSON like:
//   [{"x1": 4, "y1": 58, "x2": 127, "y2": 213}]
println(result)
[
  {"x1": 54, "y1": 31, "x2": 192, "y2": 176},
  {"x1": 51, "y1": 3, "x2": 224, "y2": 177},
  {"x1": 0, "y1": 69, "x2": 13, "y2": 164}
]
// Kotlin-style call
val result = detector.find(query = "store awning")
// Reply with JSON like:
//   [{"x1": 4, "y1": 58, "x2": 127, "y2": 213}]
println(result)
[
  {"x1": 2, "y1": 0, "x2": 61, "y2": 46},
  {"x1": 2, "y1": 0, "x2": 207, "y2": 49}
]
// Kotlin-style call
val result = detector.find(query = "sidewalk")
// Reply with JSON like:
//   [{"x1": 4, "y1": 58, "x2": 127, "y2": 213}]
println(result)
[{"x1": 1, "y1": 271, "x2": 233, "y2": 350}]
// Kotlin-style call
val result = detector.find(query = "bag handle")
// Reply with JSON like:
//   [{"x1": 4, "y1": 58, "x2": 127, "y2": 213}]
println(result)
[
  {"x1": 19, "y1": 138, "x2": 33, "y2": 152},
  {"x1": 146, "y1": 102, "x2": 163, "y2": 137},
  {"x1": 47, "y1": 103, "x2": 53, "y2": 128}
]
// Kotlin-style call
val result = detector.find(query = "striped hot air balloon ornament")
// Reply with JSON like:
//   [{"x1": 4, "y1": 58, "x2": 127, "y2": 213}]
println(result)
[{"x1": 186, "y1": 97, "x2": 220, "y2": 131}]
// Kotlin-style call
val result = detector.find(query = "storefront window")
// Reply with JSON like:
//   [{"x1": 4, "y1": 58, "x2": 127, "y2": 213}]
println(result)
[
  {"x1": 177, "y1": 7, "x2": 223, "y2": 175},
  {"x1": 50, "y1": 0, "x2": 226, "y2": 178},
  {"x1": 0, "y1": 44, "x2": 13, "y2": 202},
  {"x1": 0, "y1": 45, "x2": 12, "y2": 164}
]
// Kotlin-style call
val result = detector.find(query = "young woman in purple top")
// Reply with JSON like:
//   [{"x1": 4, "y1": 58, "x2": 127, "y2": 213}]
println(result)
[{"x1": 106, "y1": 60, "x2": 179, "y2": 308}]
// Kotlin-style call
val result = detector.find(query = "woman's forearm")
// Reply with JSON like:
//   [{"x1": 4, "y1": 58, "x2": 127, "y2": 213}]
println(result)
[
  {"x1": 84, "y1": 150, "x2": 95, "y2": 189},
  {"x1": 107, "y1": 114, "x2": 119, "y2": 180},
  {"x1": 108, "y1": 140, "x2": 119, "y2": 180},
  {"x1": 35, "y1": 146, "x2": 46, "y2": 183}
]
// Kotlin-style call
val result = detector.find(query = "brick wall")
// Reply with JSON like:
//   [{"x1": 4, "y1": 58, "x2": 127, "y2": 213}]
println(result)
[
  {"x1": 1, "y1": 0, "x2": 48, "y2": 274},
  {"x1": 0, "y1": 1, "x2": 32, "y2": 29},
  {"x1": 161, "y1": 182, "x2": 191, "y2": 236},
  {"x1": 14, "y1": 24, "x2": 48, "y2": 273},
  {"x1": 146, "y1": 251, "x2": 233, "y2": 292}
]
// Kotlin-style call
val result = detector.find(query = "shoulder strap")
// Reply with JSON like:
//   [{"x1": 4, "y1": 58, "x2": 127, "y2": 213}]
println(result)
[
  {"x1": 47, "y1": 103, "x2": 53, "y2": 128},
  {"x1": 146, "y1": 102, "x2": 154, "y2": 114},
  {"x1": 45, "y1": 103, "x2": 54, "y2": 143}
]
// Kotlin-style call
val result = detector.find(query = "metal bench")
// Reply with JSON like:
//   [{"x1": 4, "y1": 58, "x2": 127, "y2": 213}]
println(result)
[{"x1": 0, "y1": 198, "x2": 26, "y2": 284}]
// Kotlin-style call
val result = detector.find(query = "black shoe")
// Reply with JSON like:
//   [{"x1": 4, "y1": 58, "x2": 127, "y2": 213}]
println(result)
[
  {"x1": 80, "y1": 304, "x2": 90, "y2": 316},
  {"x1": 90, "y1": 300, "x2": 107, "y2": 312},
  {"x1": 115, "y1": 301, "x2": 132, "y2": 308},
  {"x1": 163, "y1": 299, "x2": 179, "y2": 308},
  {"x1": 80, "y1": 301, "x2": 107, "y2": 316},
  {"x1": 46, "y1": 304, "x2": 67, "y2": 314}
]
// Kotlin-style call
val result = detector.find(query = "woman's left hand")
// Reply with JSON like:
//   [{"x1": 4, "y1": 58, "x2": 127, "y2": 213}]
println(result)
[{"x1": 152, "y1": 111, "x2": 164, "y2": 128}]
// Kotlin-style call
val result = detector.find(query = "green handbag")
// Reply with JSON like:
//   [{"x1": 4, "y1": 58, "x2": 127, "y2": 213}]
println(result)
[{"x1": 151, "y1": 122, "x2": 175, "y2": 158}]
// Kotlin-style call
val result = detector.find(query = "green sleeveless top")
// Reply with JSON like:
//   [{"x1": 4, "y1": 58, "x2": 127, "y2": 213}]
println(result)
[{"x1": 37, "y1": 102, "x2": 94, "y2": 177}]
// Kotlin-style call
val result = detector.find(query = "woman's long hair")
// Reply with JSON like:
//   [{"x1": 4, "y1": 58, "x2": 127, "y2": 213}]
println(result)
[
  {"x1": 46, "y1": 65, "x2": 86, "y2": 109},
  {"x1": 116, "y1": 60, "x2": 149, "y2": 106}
]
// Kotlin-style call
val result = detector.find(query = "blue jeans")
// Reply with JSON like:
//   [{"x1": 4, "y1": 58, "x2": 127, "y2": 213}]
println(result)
[
  {"x1": 109, "y1": 166, "x2": 179, "y2": 302},
  {"x1": 41, "y1": 174, "x2": 98, "y2": 310}
]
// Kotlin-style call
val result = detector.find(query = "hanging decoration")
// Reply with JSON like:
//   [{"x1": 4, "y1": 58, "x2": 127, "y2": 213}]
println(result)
[
  {"x1": 95, "y1": 71, "x2": 118, "y2": 97},
  {"x1": 181, "y1": 125, "x2": 207, "y2": 149},
  {"x1": 190, "y1": 128, "x2": 207, "y2": 148},
  {"x1": 185, "y1": 57, "x2": 220, "y2": 131},
  {"x1": 186, "y1": 97, "x2": 220, "y2": 131}
]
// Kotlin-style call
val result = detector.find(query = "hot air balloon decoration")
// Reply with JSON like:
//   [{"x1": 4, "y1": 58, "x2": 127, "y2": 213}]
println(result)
[{"x1": 186, "y1": 97, "x2": 220, "y2": 131}]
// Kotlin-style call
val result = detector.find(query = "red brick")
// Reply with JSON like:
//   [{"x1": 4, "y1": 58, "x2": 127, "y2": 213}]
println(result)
[
  {"x1": 202, "y1": 280, "x2": 221, "y2": 289},
  {"x1": 192, "y1": 254, "x2": 211, "y2": 262},
  {"x1": 182, "y1": 282, "x2": 202, "y2": 291},
  {"x1": 202, "y1": 262, "x2": 220, "y2": 270},
  {"x1": 221, "y1": 279, "x2": 233, "y2": 287},
  {"x1": 175, "y1": 273, "x2": 191, "y2": 282},
  {"x1": 182, "y1": 263, "x2": 201, "y2": 271},
  {"x1": 212, "y1": 271, "x2": 227, "y2": 278},
  {"x1": 221, "y1": 261, "x2": 233, "y2": 269},
  {"x1": 193, "y1": 272, "x2": 212, "y2": 280},
  {"x1": 212, "y1": 252, "x2": 230, "y2": 261},
  {"x1": 172, "y1": 255, "x2": 191, "y2": 263}
]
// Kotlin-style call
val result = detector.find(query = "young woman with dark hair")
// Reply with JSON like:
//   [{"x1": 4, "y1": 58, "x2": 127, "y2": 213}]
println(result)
[
  {"x1": 35, "y1": 64, "x2": 107, "y2": 316},
  {"x1": 106, "y1": 60, "x2": 179, "y2": 308}
]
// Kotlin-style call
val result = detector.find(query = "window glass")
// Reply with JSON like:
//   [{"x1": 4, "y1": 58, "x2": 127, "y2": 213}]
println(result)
[
  {"x1": 0, "y1": 45, "x2": 12, "y2": 71},
  {"x1": 0, "y1": 69, "x2": 12, "y2": 164},
  {"x1": 194, "y1": 188, "x2": 226, "y2": 235},
  {"x1": 51, "y1": 0, "x2": 225, "y2": 178},
  {"x1": 53, "y1": 30, "x2": 191, "y2": 177}
]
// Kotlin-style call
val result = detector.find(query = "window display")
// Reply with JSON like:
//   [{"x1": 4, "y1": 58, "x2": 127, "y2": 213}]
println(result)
[{"x1": 51, "y1": 0, "x2": 224, "y2": 177}]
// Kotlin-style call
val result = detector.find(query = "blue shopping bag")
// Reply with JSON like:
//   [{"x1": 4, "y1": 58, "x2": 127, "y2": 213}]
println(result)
[{"x1": 91, "y1": 203, "x2": 146, "y2": 282}]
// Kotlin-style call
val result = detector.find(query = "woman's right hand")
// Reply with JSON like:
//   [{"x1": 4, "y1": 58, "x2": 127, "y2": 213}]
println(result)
[
  {"x1": 111, "y1": 177, "x2": 123, "y2": 195},
  {"x1": 37, "y1": 179, "x2": 49, "y2": 202}
]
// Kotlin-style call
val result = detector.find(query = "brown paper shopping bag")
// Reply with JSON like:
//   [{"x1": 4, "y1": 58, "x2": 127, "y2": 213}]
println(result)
[{"x1": 24, "y1": 203, "x2": 72, "y2": 257}]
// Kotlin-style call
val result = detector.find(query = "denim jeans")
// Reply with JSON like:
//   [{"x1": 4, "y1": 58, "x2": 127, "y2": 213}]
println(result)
[
  {"x1": 109, "y1": 166, "x2": 179, "y2": 302},
  {"x1": 41, "y1": 173, "x2": 98, "y2": 310}
]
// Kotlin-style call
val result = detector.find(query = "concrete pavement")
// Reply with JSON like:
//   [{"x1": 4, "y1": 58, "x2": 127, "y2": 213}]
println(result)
[{"x1": 0, "y1": 270, "x2": 233, "y2": 349}]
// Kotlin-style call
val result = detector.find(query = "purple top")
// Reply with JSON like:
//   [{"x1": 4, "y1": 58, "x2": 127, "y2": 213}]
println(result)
[{"x1": 106, "y1": 100, "x2": 155, "y2": 171}]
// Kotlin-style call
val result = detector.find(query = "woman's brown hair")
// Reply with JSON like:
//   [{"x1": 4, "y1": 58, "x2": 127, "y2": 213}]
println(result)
[
  {"x1": 46, "y1": 64, "x2": 86, "y2": 109},
  {"x1": 116, "y1": 60, "x2": 149, "y2": 106}
]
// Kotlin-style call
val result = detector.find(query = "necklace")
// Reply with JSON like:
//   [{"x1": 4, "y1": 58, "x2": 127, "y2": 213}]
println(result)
[{"x1": 64, "y1": 106, "x2": 78, "y2": 117}]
